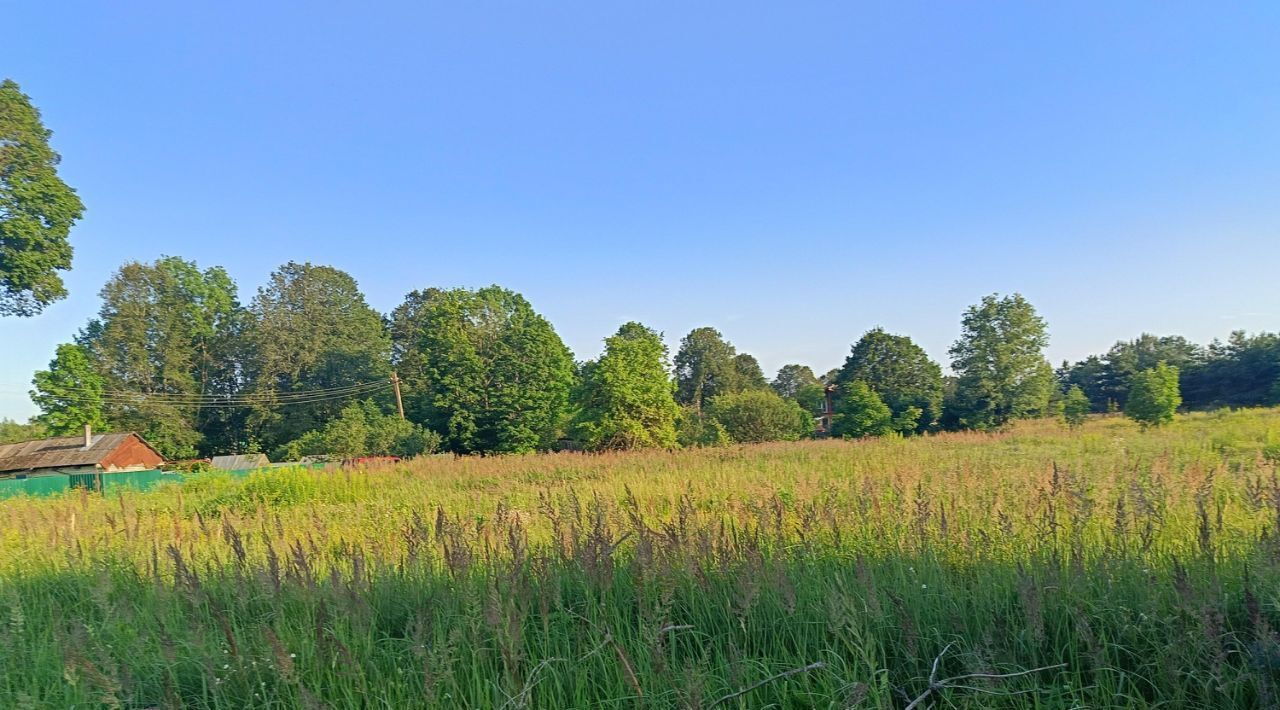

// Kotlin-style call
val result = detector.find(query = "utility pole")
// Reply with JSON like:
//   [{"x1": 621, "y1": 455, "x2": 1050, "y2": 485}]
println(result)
[{"x1": 391, "y1": 372, "x2": 406, "y2": 420}]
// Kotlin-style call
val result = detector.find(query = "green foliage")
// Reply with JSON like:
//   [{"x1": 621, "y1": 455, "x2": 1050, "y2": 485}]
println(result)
[
  {"x1": 0, "y1": 418, "x2": 43, "y2": 444},
  {"x1": 573, "y1": 322, "x2": 678, "y2": 450},
  {"x1": 186, "y1": 467, "x2": 372, "y2": 516},
  {"x1": 1100, "y1": 334, "x2": 1200, "y2": 409},
  {"x1": 770, "y1": 364, "x2": 818, "y2": 399},
  {"x1": 675, "y1": 405, "x2": 730, "y2": 447},
  {"x1": 891, "y1": 405, "x2": 923, "y2": 434},
  {"x1": 794, "y1": 383, "x2": 827, "y2": 415},
  {"x1": 390, "y1": 285, "x2": 573, "y2": 454},
  {"x1": 674, "y1": 327, "x2": 740, "y2": 410},
  {"x1": 246, "y1": 262, "x2": 391, "y2": 451},
  {"x1": 836, "y1": 328, "x2": 943, "y2": 433},
  {"x1": 273, "y1": 400, "x2": 441, "y2": 461},
  {"x1": 831, "y1": 380, "x2": 895, "y2": 438},
  {"x1": 2, "y1": 411, "x2": 1280, "y2": 706},
  {"x1": 96, "y1": 257, "x2": 241, "y2": 458},
  {"x1": 731, "y1": 353, "x2": 769, "y2": 391},
  {"x1": 30, "y1": 257, "x2": 239, "y2": 458},
  {"x1": 1056, "y1": 355, "x2": 1107, "y2": 413},
  {"x1": 0, "y1": 79, "x2": 85, "y2": 317},
  {"x1": 1062, "y1": 385, "x2": 1091, "y2": 428},
  {"x1": 1185, "y1": 331, "x2": 1279, "y2": 409},
  {"x1": 772, "y1": 364, "x2": 826, "y2": 416},
  {"x1": 948, "y1": 293, "x2": 1054, "y2": 429},
  {"x1": 165, "y1": 459, "x2": 213, "y2": 473},
  {"x1": 705, "y1": 389, "x2": 811, "y2": 443},
  {"x1": 1060, "y1": 331, "x2": 1280, "y2": 413},
  {"x1": 31, "y1": 343, "x2": 106, "y2": 435},
  {"x1": 1125, "y1": 362, "x2": 1181, "y2": 428},
  {"x1": 1263, "y1": 432, "x2": 1280, "y2": 465}
]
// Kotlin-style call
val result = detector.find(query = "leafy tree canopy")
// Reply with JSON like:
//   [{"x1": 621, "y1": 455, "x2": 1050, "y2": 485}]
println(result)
[
  {"x1": 246, "y1": 262, "x2": 390, "y2": 452},
  {"x1": 675, "y1": 405, "x2": 730, "y2": 448},
  {"x1": 731, "y1": 353, "x2": 769, "y2": 391},
  {"x1": 0, "y1": 79, "x2": 85, "y2": 317},
  {"x1": 33, "y1": 257, "x2": 242, "y2": 458},
  {"x1": 391, "y1": 285, "x2": 573, "y2": 454},
  {"x1": 0, "y1": 418, "x2": 44, "y2": 444},
  {"x1": 574, "y1": 322, "x2": 678, "y2": 450},
  {"x1": 836, "y1": 328, "x2": 943, "y2": 433},
  {"x1": 771, "y1": 364, "x2": 819, "y2": 399},
  {"x1": 31, "y1": 342, "x2": 106, "y2": 436},
  {"x1": 947, "y1": 293, "x2": 1054, "y2": 430},
  {"x1": 674, "y1": 327, "x2": 739, "y2": 410}
]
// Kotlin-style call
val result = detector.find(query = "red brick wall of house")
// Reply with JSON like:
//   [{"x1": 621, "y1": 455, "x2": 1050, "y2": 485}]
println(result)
[{"x1": 99, "y1": 435, "x2": 165, "y2": 471}]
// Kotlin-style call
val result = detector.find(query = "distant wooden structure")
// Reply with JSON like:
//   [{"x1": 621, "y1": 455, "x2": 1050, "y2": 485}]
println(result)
[{"x1": 817, "y1": 384, "x2": 837, "y2": 435}]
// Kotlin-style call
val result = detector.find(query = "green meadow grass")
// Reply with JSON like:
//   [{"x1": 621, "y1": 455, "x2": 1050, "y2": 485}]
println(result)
[{"x1": 2, "y1": 410, "x2": 1279, "y2": 708}]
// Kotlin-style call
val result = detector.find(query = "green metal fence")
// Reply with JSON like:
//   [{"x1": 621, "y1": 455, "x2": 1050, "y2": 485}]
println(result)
[
  {"x1": 0, "y1": 474, "x2": 74, "y2": 499},
  {"x1": 0, "y1": 465, "x2": 322, "y2": 500}
]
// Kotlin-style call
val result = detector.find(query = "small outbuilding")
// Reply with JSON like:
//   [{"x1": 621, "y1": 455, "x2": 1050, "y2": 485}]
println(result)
[
  {"x1": 0, "y1": 428, "x2": 165, "y2": 478},
  {"x1": 210, "y1": 453, "x2": 271, "y2": 471}
]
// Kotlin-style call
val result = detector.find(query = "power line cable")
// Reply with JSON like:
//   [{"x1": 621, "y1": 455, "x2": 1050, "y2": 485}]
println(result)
[
  {"x1": 5, "y1": 380, "x2": 394, "y2": 408},
  {"x1": 4, "y1": 379, "x2": 391, "y2": 400}
]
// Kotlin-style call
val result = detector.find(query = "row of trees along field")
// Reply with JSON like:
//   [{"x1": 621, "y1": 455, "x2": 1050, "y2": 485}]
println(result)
[
  {"x1": 3, "y1": 81, "x2": 1278, "y2": 456},
  {"x1": 17, "y1": 256, "x2": 1280, "y2": 459}
]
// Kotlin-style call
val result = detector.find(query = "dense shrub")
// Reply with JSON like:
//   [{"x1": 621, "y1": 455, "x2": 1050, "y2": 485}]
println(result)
[
  {"x1": 1125, "y1": 362, "x2": 1181, "y2": 428},
  {"x1": 831, "y1": 380, "x2": 895, "y2": 438},
  {"x1": 705, "y1": 389, "x2": 811, "y2": 443},
  {"x1": 272, "y1": 399, "x2": 441, "y2": 461}
]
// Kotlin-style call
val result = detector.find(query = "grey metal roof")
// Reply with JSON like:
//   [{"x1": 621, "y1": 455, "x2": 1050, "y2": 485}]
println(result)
[
  {"x1": 210, "y1": 453, "x2": 271, "y2": 470},
  {"x1": 0, "y1": 433, "x2": 138, "y2": 473}
]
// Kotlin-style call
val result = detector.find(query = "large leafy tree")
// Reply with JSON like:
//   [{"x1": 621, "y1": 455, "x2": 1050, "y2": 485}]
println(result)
[
  {"x1": 772, "y1": 363, "x2": 826, "y2": 415},
  {"x1": 771, "y1": 364, "x2": 818, "y2": 399},
  {"x1": 388, "y1": 286, "x2": 442, "y2": 422},
  {"x1": 30, "y1": 342, "x2": 106, "y2": 435},
  {"x1": 391, "y1": 285, "x2": 574, "y2": 453},
  {"x1": 246, "y1": 262, "x2": 391, "y2": 452},
  {"x1": 674, "y1": 327, "x2": 739, "y2": 410},
  {"x1": 731, "y1": 353, "x2": 769, "y2": 391},
  {"x1": 0, "y1": 80, "x2": 85, "y2": 316},
  {"x1": 35, "y1": 257, "x2": 242, "y2": 458},
  {"x1": 574, "y1": 322, "x2": 679, "y2": 450},
  {"x1": 835, "y1": 328, "x2": 943, "y2": 433},
  {"x1": 948, "y1": 293, "x2": 1054, "y2": 430}
]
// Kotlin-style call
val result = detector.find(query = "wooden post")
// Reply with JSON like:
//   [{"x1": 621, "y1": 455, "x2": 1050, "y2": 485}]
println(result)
[{"x1": 391, "y1": 372, "x2": 405, "y2": 420}]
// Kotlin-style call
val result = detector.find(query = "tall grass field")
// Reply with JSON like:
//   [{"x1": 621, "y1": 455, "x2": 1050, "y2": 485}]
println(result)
[{"x1": 3, "y1": 410, "x2": 1280, "y2": 708}]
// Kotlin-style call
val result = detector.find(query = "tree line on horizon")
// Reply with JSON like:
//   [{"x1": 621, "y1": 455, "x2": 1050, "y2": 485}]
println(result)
[
  {"x1": 7, "y1": 255, "x2": 1278, "y2": 459},
  {"x1": 2, "y1": 81, "x2": 1277, "y2": 456}
]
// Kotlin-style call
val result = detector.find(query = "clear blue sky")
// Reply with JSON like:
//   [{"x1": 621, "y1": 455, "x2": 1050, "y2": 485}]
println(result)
[{"x1": 2, "y1": 2, "x2": 1278, "y2": 420}]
